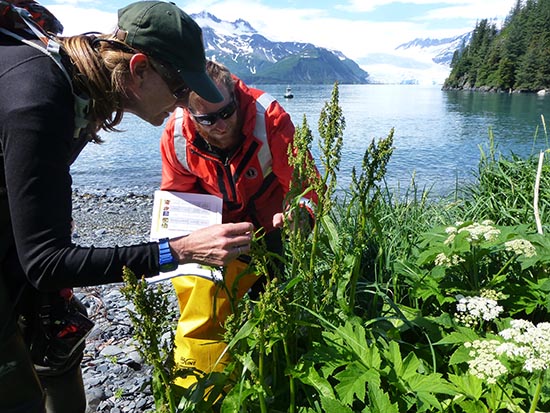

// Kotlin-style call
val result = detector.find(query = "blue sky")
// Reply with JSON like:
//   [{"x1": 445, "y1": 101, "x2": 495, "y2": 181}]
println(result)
[{"x1": 44, "y1": 0, "x2": 517, "y2": 61}]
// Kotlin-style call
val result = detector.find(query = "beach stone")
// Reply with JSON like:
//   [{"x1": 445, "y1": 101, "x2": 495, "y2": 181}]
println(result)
[{"x1": 73, "y1": 192, "x2": 159, "y2": 412}]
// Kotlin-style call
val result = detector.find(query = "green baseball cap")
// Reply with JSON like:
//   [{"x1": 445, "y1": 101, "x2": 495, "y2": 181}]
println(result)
[{"x1": 116, "y1": 1, "x2": 222, "y2": 103}]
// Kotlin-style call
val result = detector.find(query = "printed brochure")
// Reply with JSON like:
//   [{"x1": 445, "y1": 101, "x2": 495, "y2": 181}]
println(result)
[{"x1": 148, "y1": 190, "x2": 223, "y2": 284}]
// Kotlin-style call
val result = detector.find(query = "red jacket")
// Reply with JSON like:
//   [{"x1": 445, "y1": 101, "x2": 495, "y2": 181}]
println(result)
[{"x1": 160, "y1": 79, "x2": 316, "y2": 233}]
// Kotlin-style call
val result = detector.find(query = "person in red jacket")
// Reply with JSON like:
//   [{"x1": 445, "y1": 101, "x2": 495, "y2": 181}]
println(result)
[{"x1": 160, "y1": 60, "x2": 318, "y2": 387}]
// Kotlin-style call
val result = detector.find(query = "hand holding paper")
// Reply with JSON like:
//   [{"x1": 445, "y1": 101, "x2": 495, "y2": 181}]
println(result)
[
  {"x1": 170, "y1": 222, "x2": 253, "y2": 266},
  {"x1": 148, "y1": 190, "x2": 252, "y2": 283}
]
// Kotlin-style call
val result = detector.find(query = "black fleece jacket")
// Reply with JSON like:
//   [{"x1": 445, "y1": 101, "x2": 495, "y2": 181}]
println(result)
[{"x1": 0, "y1": 33, "x2": 160, "y2": 293}]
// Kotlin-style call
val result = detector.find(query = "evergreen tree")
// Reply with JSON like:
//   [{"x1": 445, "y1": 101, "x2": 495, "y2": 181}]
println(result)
[{"x1": 444, "y1": 0, "x2": 550, "y2": 92}]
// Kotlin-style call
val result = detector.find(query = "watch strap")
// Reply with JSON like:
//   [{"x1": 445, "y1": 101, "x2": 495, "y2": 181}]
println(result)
[{"x1": 158, "y1": 237, "x2": 178, "y2": 272}]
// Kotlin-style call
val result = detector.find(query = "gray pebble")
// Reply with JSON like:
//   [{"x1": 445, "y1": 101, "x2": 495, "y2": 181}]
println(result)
[{"x1": 73, "y1": 192, "x2": 173, "y2": 412}]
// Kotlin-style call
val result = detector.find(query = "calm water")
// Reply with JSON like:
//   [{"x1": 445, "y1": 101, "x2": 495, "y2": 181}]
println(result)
[{"x1": 71, "y1": 84, "x2": 550, "y2": 196}]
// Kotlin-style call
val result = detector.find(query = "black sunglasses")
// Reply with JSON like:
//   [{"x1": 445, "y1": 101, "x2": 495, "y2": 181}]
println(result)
[
  {"x1": 190, "y1": 99, "x2": 237, "y2": 126},
  {"x1": 149, "y1": 59, "x2": 190, "y2": 100},
  {"x1": 92, "y1": 38, "x2": 190, "y2": 100}
]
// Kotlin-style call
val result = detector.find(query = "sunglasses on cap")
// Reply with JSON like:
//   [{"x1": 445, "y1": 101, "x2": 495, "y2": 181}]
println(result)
[{"x1": 190, "y1": 98, "x2": 237, "y2": 126}]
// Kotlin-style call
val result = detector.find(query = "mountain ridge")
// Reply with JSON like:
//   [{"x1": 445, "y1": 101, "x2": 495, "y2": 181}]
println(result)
[
  {"x1": 192, "y1": 12, "x2": 472, "y2": 86},
  {"x1": 192, "y1": 12, "x2": 370, "y2": 84}
]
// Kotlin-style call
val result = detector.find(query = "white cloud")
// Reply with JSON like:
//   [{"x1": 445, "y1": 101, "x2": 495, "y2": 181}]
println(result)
[
  {"x1": 182, "y1": 1, "x2": 413, "y2": 58},
  {"x1": 179, "y1": 0, "x2": 517, "y2": 61},
  {"x1": 423, "y1": 1, "x2": 516, "y2": 22},
  {"x1": 47, "y1": 4, "x2": 116, "y2": 35},
  {"x1": 343, "y1": 0, "x2": 516, "y2": 17},
  {"x1": 42, "y1": 0, "x2": 517, "y2": 70}
]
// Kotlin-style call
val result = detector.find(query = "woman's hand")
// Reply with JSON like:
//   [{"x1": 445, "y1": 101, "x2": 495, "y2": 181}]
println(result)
[{"x1": 170, "y1": 222, "x2": 253, "y2": 266}]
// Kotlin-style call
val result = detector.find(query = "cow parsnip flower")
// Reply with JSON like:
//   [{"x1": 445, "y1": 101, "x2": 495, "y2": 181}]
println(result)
[
  {"x1": 434, "y1": 252, "x2": 465, "y2": 267},
  {"x1": 504, "y1": 238, "x2": 536, "y2": 258},
  {"x1": 444, "y1": 220, "x2": 500, "y2": 245},
  {"x1": 455, "y1": 294, "x2": 503, "y2": 323},
  {"x1": 497, "y1": 321, "x2": 550, "y2": 373},
  {"x1": 458, "y1": 221, "x2": 501, "y2": 244},
  {"x1": 466, "y1": 320, "x2": 550, "y2": 383},
  {"x1": 479, "y1": 288, "x2": 505, "y2": 301},
  {"x1": 465, "y1": 340, "x2": 508, "y2": 384}
]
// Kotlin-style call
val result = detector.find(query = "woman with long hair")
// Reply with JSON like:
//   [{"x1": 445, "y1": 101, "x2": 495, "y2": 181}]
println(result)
[{"x1": 0, "y1": 1, "x2": 252, "y2": 411}]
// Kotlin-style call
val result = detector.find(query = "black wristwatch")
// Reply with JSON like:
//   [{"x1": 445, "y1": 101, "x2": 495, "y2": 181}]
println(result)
[{"x1": 158, "y1": 237, "x2": 178, "y2": 272}]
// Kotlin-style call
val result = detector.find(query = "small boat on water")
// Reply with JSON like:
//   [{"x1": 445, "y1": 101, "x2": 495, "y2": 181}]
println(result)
[{"x1": 284, "y1": 86, "x2": 294, "y2": 99}]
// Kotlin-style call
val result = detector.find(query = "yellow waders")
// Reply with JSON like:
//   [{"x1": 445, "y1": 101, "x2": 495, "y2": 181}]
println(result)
[{"x1": 171, "y1": 258, "x2": 257, "y2": 388}]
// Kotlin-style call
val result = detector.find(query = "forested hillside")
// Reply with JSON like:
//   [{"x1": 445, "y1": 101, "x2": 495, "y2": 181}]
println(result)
[{"x1": 443, "y1": 0, "x2": 550, "y2": 92}]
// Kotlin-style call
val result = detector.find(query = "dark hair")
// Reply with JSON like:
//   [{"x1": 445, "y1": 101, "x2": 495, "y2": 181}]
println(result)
[{"x1": 190, "y1": 60, "x2": 234, "y2": 100}]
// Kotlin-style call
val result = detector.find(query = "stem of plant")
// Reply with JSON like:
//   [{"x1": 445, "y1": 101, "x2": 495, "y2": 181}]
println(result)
[
  {"x1": 258, "y1": 328, "x2": 267, "y2": 413},
  {"x1": 160, "y1": 362, "x2": 176, "y2": 413},
  {"x1": 528, "y1": 372, "x2": 543, "y2": 413},
  {"x1": 283, "y1": 338, "x2": 296, "y2": 413}
]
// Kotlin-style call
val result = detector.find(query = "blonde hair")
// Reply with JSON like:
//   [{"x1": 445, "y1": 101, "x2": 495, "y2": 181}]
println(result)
[{"x1": 58, "y1": 34, "x2": 135, "y2": 143}]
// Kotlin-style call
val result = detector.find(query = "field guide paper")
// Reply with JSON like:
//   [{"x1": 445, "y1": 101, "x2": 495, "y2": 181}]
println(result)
[{"x1": 148, "y1": 190, "x2": 223, "y2": 283}]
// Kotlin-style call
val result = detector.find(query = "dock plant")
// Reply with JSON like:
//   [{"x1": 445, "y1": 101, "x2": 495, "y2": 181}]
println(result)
[{"x1": 121, "y1": 83, "x2": 550, "y2": 412}]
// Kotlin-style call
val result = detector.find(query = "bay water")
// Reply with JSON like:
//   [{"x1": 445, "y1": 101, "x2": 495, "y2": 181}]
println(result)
[{"x1": 70, "y1": 84, "x2": 550, "y2": 197}]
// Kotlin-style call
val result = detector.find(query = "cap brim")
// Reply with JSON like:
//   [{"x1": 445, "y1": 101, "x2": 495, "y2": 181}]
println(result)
[{"x1": 180, "y1": 71, "x2": 223, "y2": 103}]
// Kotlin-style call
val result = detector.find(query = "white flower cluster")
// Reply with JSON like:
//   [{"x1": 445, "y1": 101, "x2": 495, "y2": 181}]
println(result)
[
  {"x1": 464, "y1": 340, "x2": 508, "y2": 384},
  {"x1": 504, "y1": 238, "x2": 537, "y2": 258},
  {"x1": 498, "y1": 320, "x2": 550, "y2": 372},
  {"x1": 434, "y1": 252, "x2": 465, "y2": 267},
  {"x1": 455, "y1": 294, "x2": 503, "y2": 324},
  {"x1": 444, "y1": 220, "x2": 501, "y2": 245},
  {"x1": 465, "y1": 320, "x2": 550, "y2": 383}
]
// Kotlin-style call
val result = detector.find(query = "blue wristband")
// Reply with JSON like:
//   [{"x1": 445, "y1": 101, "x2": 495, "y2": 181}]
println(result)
[{"x1": 158, "y1": 237, "x2": 178, "y2": 272}]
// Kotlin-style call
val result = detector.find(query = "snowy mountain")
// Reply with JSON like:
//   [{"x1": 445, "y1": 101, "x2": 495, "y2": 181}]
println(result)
[
  {"x1": 191, "y1": 12, "x2": 470, "y2": 86},
  {"x1": 191, "y1": 12, "x2": 370, "y2": 84},
  {"x1": 359, "y1": 32, "x2": 472, "y2": 85},
  {"x1": 396, "y1": 33, "x2": 472, "y2": 65}
]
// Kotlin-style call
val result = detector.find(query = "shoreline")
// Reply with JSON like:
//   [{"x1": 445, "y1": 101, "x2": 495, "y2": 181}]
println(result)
[
  {"x1": 72, "y1": 190, "x2": 154, "y2": 247},
  {"x1": 71, "y1": 191, "x2": 172, "y2": 412}
]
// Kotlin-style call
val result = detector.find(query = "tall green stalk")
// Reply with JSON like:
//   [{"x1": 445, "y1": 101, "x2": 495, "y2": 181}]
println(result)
[
  {"x1": 528, "y1": 372, "x2": 543, "y2": 413},
  {"x1": 121, "y1": 267, "x2": 177, "y2": 412},
  {"x1": 258, "y1": 328, "x2": 267, "y2": 413},
  {"x1": 283, "y1": 338, "x2": 296, "y2": 413}
]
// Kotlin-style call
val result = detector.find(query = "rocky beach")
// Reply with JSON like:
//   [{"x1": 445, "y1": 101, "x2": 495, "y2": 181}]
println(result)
[{"x1": 71, "y1": 190, "x2": 177, "y2": 413}]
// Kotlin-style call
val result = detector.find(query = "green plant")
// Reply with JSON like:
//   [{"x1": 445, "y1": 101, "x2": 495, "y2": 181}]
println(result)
[
  {"x1": 118, "y1": 83, "x2": 550, "y2": 412},
  {"x1": 120, "y1": 267, "x2": 180, "y2": 413}
]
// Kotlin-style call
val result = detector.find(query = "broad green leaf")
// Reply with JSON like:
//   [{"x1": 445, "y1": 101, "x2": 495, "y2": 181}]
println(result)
[
  {"x1": 406, "y1": 373, "x2": 458, "y2": 396},
  {"x1": 321, "y1": 215, "x2": 340, "y2": 253},
  {"x1": 434, "y1": 327, "x2": 481, "y2": 345},
  {"x1": 326, "y1": 320, "x2": 380, "y2": 368},
  {"x1": 368, "y1": 385, "x2": 399, "y2": 413},
  {"x1": 319, "y1": 396, "x2": 355, "y2": 413},
  {"x1": 295, "y1": 363, "x2": 335, "y2": 400},
  {"x1": 416, "y1": 248, "x2": 441, "y2": 266},
  {"x1": 449, "y1": 345, "x2": 472, "y2": 365},
  {"x1": 220, "y1": 386, "x2": 256, "y2": 413},
  {"x1": 226, "y1": 318, "x2": 259, "y2": 348},
  {"x1": 448, "y1": 373, "x2": 483, "y2": 400},
  {"x1": 415, "y1": 391, "x2": 443, "y2": 411},
  {"x1": 384, "y1": 341, "x2": 403, "y2": 375},
  {"x1": 400, "y1": 352, "x2": 421, "y2": 382},
  {"x1": 456, "y1": 399, "x2": 489, "y2": 413},
  {"x1": 334, "y1": 364, "x2": 380, "y2": 405}
]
